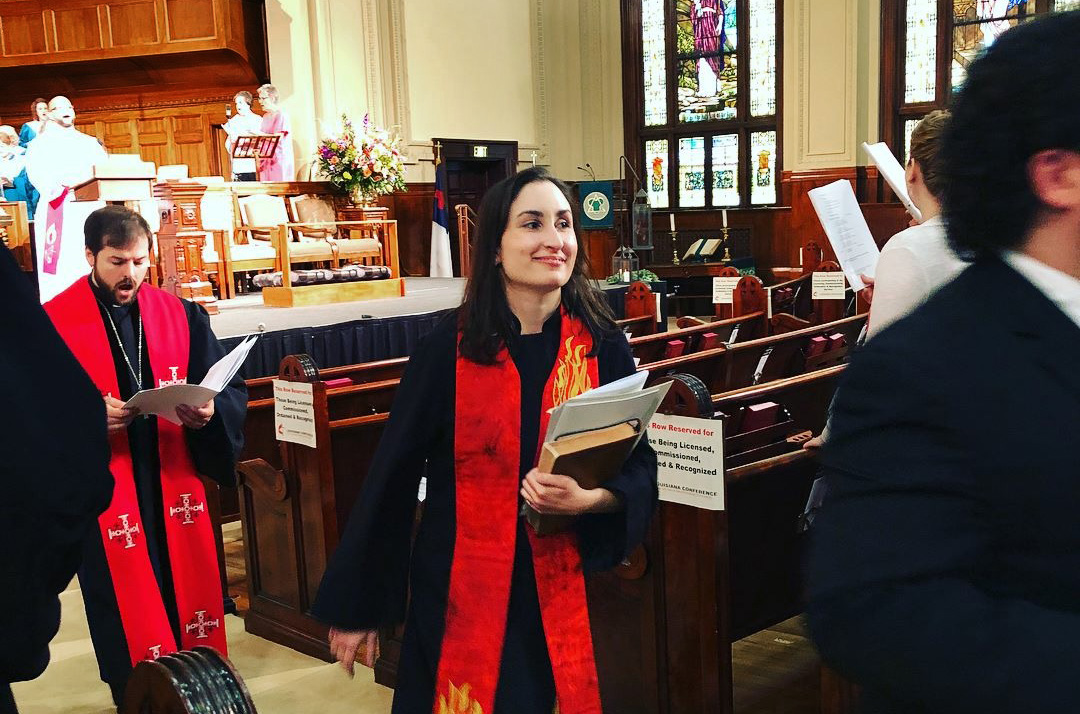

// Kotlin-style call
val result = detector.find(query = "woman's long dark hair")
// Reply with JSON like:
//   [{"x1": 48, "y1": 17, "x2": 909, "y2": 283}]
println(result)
[{"x1": 458, "y1": 166, "x2": 618, "y2": 364}]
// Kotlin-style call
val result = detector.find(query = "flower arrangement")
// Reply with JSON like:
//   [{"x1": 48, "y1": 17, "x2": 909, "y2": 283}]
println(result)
[{"x1": 316, "y1": 113, "x2": 407, "y2": 205}]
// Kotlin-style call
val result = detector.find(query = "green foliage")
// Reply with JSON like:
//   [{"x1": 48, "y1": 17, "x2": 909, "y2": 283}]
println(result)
[{"x1": 605, "y1": 269, "x2": 660, "y2": 284}]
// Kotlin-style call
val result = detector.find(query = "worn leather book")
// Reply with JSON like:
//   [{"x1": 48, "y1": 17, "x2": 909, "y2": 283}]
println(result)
[{"x1": 525, "y1": 421, "x2": 640, "y2": 536}]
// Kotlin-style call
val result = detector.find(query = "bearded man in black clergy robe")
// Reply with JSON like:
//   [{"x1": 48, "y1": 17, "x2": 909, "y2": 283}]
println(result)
[
  {"x1": 43, "y1": 205, "x2": 247, "y2": 706},
  {"x1": 0, "y1": 243, "x2": 112, "y2": 714}
]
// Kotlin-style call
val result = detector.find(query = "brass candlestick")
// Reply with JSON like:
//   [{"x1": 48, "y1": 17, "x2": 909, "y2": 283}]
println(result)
[
  {"x1": 670, "y1": 230, "x2": 680, "y2": 265},
  {"x1": 720, "y1": 226, "x2": 732, "y2": 263}
]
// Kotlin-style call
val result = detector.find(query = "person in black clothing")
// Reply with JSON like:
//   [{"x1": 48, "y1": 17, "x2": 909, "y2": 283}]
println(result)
[
  {"x1": 43, "y1": 206, "x2": 247, "y2": 707},
  {"x1": 0, "y1": 243, "x2": 112, "y2": 714},
  {"x1": 312, "y1": 167, "x2": 658, "y2": 713},
  {"x1": 806, "y1": 12, "x2": 1080, "y2": 713}
]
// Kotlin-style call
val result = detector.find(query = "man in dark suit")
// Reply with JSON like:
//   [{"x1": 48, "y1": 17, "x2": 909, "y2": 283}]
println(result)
[
  {"x1": 806, "y1": 11, "x2": 1080, "y2": 714},
  {"x1": 0, "y1": 243, "x2": 112, "y2": 713}
]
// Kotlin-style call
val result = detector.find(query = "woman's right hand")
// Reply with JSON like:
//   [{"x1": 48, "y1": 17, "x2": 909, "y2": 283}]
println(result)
[{"x1": 328, "y1": 627, "x2": 378, "y2": 677}]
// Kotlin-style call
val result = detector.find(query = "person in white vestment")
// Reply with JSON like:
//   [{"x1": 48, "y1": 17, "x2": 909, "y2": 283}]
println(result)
[
  {"x1": 223, "y1": 91, "x2": 263, "y2": 181},
  {"x1": 24, "y1": 96, "x2": 106, "y2": 302}
]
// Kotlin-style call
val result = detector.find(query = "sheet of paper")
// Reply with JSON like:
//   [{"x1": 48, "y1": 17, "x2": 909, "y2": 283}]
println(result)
[
  {"x1": 201, "y1": 334, "x2": 258, "y2": 390},
  {"x1": 649, "y1": 413, "x2": 724, "y2": 510},
  {"x1": 712, "y1": 276, "x2": 740, "y2": 304},
  {"x1": 273, "y1": 379, "x2": 317, "y2": 448},
  {"x1": 807, "y1": 179, "x2": 880, "y2": 291},
  {"x1": 124, "y1": 384, "x2": 219, "y2": 426},
  {"x1": 123, "y1": 333, "x2": 258, "y2": 423},
  {"x1": 545, "y1": 381, "x2": 671, "y2": 445},
  {"x1": 862, "y1": 142, "x2": 922, "y2": 223},
  {"x1": 811, "y1": 271, "x2": 847, "y2": 300},
  {"x1": 569, "y1": 370, "x2": 648, "y2": 401}
]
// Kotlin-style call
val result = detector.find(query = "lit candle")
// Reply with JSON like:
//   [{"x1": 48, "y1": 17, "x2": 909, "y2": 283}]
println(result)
[
  {"x1": 669, "y1": 213, "x2": 675, "y2": 232},
  {"x1": 722, "y1": 209, "x2": 728, "y2": 228}
]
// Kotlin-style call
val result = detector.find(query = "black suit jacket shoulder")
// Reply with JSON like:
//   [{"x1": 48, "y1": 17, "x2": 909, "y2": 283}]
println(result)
[{"x1": 806, "y1": 257, "x2": 1080, "y2": 714}]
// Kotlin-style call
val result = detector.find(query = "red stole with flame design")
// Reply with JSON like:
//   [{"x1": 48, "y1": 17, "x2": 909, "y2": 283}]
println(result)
[
  {"x1": 436, "y1": 310, "x2": 602, "y2": 714},
  {"x1": 45, "y1": 279, "x2": 227, "y2": 664}
]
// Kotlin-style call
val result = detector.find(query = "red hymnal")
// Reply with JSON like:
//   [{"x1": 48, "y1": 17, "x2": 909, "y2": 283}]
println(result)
[
  {"x1": 805, "y1": 335, "x2": 828, "y2": 358},
  {"x1": 698, "y1": 332, "x2": 721, "y2": 351},
  {"x1": 664, "y1": 340, "x2": 686, "y2": 359},
  {"x1": 740, "y1": 401, "x2": 780, "y2": 433},
  {"x1": 826, "y1": 333, "x2": 846, "y2": 351},
  {"x1": 324, "y1": 377, "x2": 355, "y2": 389}
]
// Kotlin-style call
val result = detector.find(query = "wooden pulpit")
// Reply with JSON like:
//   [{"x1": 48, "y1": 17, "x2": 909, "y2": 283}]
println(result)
[
  {"x1": 155, "y1": 180, "x2": 221, "y2": 313},
  {"x1": 72, "y1": 157, "x2": 157, "y2": 203}
]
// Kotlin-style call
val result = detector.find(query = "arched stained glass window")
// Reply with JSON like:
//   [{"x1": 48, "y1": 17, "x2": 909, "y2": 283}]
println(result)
[
  {"x1": 628, "y1": 0, "x2": 781, "y2": 209},
  {"x1": 884, "y1": 0, "x2": 1073, "y2": 162}
]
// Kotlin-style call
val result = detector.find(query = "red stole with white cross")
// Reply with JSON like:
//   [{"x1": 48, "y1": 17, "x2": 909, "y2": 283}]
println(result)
[
  {"x1": 435, "y1": 309, "x2": 602, "y2": 714},
  {"x1": 45, "y1": 278, "x2": 227, "y2": 663}
]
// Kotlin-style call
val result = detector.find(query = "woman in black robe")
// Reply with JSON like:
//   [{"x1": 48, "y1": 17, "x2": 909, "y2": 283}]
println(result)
[{"x1": 313, "y1": 167, "x2": 658, "y2": 713}]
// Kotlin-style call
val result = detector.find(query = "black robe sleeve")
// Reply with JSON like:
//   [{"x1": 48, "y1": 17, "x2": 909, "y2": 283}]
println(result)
[
  {"x1": 181, "y1": 301, "x2": 247, "y2": 487},
  {"x1": 575, "y1": 333, "x2": 659, "y2": 574},
  {"x1": 311, "y1": 320, "x2": 450, "y2": 630},
  {"x1": 0, "y1": 245, "x2": 112, "y2": 683}
]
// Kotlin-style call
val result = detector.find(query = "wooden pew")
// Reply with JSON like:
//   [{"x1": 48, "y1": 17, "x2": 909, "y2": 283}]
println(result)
[
  {"x1": 630, "y1": 310, "x2": 767, "y2": 366},
  {"x1": 585, "y1": 365, "x2": 846, "y2": 713},
  {"x1": 770, "y1": 258, "x2": 859, "y2": 335},
  {"x1": 643, "y1": 313, "x2": 867, "y2": 395},
  {"x1": 237, "y1": 354, "x2": 400, "y2": 659},
  {"x1": 615, "y1": 280, "x2": 660, "y2": 337}
]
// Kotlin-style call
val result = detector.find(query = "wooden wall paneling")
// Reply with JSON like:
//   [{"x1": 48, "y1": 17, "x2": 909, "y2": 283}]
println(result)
[
  {"x1": 386, "y1": 184, "x2": 435, "y2": 277},
  {"x1": 172, "y1": 114, "x2": 211, "y2": 176},
  {"x1": 51, "y1": 6, "x2": 104, "y2": 53},
  {"x1": 0, "y1": 10, "x2": 49, "y2": 56},
  {"x1": 108, "y1": 0, "x2": 163, "y2": 47},
  {"x1": 165, "y1": 0, "x2": 217, "y2": 41},
  {"x1": 135, "y1": 116, "x2": 171, "y2": 167},
  {"x1": 103, "y1": 119, "x2": 137, "y2": 153}
]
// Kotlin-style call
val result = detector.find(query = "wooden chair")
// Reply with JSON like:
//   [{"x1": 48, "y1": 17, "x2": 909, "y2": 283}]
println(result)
[
  {"x1": 237, "y1": 193, "x2": 335, "y2": 268},
  {"x1": 289, "y1": 194, "x2": 383, "y2": 266},
  {"x1": 0, "y1": 200, "x2": 32, "y2": 270}
]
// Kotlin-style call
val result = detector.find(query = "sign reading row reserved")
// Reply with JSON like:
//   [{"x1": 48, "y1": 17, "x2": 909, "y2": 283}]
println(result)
[{"x1": 649, "y1": 413, "x2": 725, "y2": 510}]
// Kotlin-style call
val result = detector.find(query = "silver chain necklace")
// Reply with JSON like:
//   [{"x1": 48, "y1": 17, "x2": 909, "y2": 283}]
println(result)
[{"x1": 101, "y1": 304, "x2": 144, "y2": 391}]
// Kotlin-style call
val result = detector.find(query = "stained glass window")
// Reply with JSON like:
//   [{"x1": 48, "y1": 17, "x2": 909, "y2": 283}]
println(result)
[
  {"x1": 711, "y1": 135, "x2": 739, "y2": 206},
  {"x1": 903, "y1": 118, "x2": 920, "y2": 164},
  {"x1": 635, "y1": 0, "x2": 778, "y2": 207},
  {"x1": 904, "y1": 0, "x2": 937, "y2": 103},
  {"x1": 750, "y1": 131, "x2": 777, "y2": 204},
  {"x1": 643, "y1": 0, "x2": 667, "y2": 126},
  {"x1": 749, "y1": 0, "x2": 777, "y2": 116},
  {"x1": 678, "y1": 137, "x2": 706, "y2": 207},
  {"x1": 951, "y1": 0, "x2": 1030, "y2": 89},
  {"x1": 645, "y1": 139, "x2": 670, "y2": 209},
  {"x1": 676, "y1": 1, "x2": 738, "y2": 123},
  {"x1": 887, "y1": 0, "x2": 1058, "y2": 189}
]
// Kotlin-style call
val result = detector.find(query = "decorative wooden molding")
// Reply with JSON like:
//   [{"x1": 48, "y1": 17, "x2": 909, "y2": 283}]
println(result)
[
  {"x1": 792, "y1": 0, "x2": 859, "y2": 168},
  {"x1": 530, "y1": 0, "x2": 550, "y2": 163}
]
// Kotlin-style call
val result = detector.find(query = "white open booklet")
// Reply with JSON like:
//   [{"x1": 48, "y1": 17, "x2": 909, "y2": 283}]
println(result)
[
  {"x1": 544, "y1": 370, "x2": 670, "y2": 447},
  {"x1": 123, "y1": 334, "x2": 258, "y2": 425}
]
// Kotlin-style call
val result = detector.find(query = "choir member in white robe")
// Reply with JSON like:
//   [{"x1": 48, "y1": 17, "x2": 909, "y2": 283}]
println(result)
[{"x1": 24, "y1": 96, "x2": 106, "y2": 303}]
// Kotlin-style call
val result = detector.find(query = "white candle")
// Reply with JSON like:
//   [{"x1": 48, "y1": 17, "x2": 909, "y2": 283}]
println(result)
[
  {"x1": 722, "y1": 209, "x2": 728, "y2": 228},
  {"x1": 669, "y1": 213, "x2": 675, "y2": 232}
]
